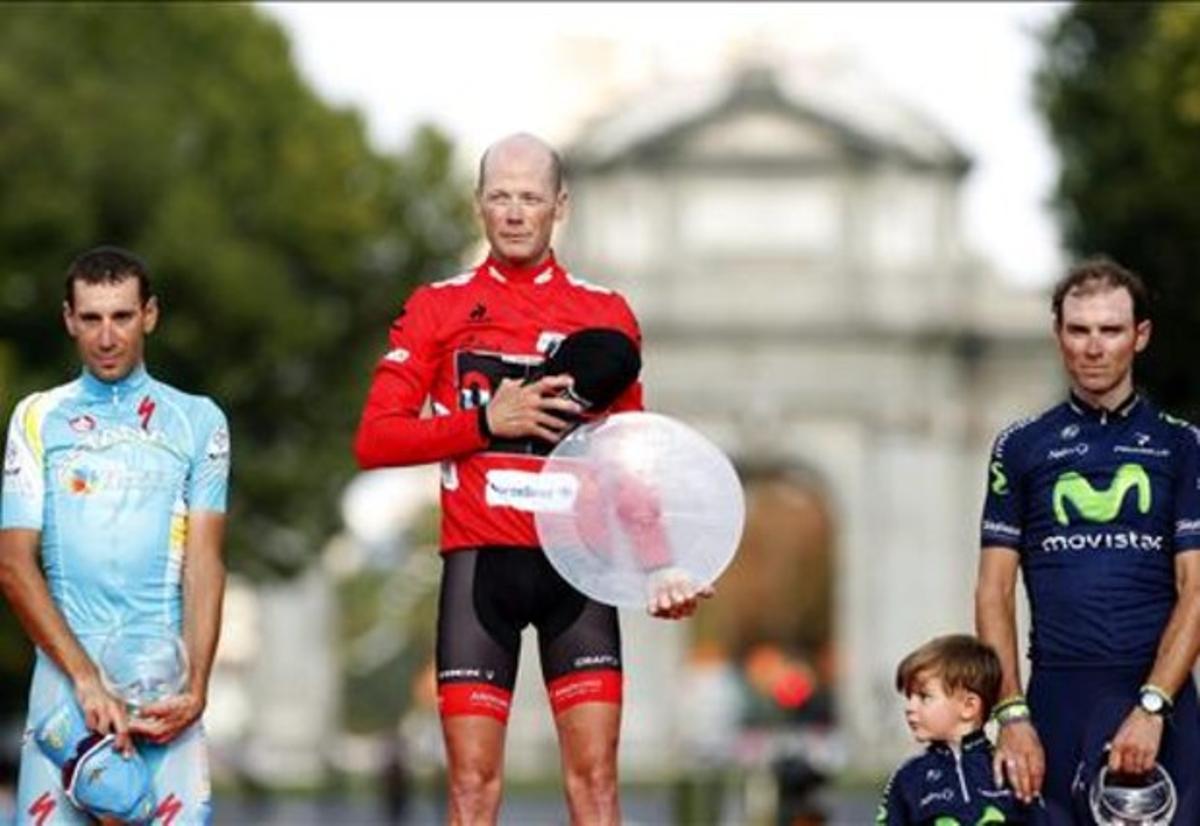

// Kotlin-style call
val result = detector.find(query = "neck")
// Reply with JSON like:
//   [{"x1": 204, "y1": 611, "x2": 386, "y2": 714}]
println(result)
[
  {"x1": 941, "y1": 722, "x2": 982, "y2": 748},
  {"x1": 487, "y1": 250, "x2": 554, "y2": 280},
  {"x1": 1071, "y1": 375, "x2": 1135, "y2": 411}
]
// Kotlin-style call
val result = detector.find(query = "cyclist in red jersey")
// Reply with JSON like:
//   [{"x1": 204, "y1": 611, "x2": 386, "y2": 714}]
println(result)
[{"x1": 355, "y1": 133, "x2": 710, "y2": 826}]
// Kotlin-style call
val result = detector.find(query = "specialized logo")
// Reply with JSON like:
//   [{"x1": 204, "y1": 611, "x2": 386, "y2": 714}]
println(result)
[
  {"x1": 1052, "y1": 463, "x2": 1150, "y2": 526},
  {"x1": 27, "y1": 792, "x2": 56, "y2": 826},
  {"x1": 137, "y1": 395, "x2": 156, "y2": 431},
  {"x1": 989, "y1": 461, "x2": 1009, "y2": 495},
  {"x1": 155, "y1": 793, "x2": 184, "y2": 826}
]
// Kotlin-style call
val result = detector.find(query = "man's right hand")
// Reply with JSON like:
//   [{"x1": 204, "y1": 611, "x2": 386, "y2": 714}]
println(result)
[
  {"x1": 994, "y1": 719, "x2": 1044, "y2": 804},
  {"x1": 485, "y1": 375, "x2": 583, "y2": 443},
  {"x1": 75, "y1": 674, "x2": 132, "y2": 755}
]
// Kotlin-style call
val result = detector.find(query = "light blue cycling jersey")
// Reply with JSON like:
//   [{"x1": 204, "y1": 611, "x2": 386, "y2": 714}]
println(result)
[
  {"x1": 2, "y1": 364, "x2": 229, "y2": 637},
  {"x1": 2, "y1": 364, "x2": 228, "y2": 825}
]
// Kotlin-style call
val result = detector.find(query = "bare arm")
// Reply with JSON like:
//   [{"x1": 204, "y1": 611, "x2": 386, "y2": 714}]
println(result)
[
  {"x1": 976, "y1": 545, "x2": 1042, "y2": 803},
  {"x1": 130, "y1": 511, "x2": 226, "y2": 744},
  {"x1": 976, "y1": 546, "x2": 1024, "y2": 699},
  {"x1": 1108, "y1": 549, "x2": 1200, "y2": 773},
  {"x1": 0, "y1": 528, "x2": 131, "y2": 751}
]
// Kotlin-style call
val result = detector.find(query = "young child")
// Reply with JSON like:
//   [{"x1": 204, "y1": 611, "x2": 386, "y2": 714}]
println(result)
[{"x1": 877, "y1": 634, "x2": 1029, "y2": 825}]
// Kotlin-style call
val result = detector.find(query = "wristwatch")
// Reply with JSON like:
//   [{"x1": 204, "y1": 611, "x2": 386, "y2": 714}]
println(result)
[{"x1": 1138, "y1": 686, "x2": 1171, "y2": 717}]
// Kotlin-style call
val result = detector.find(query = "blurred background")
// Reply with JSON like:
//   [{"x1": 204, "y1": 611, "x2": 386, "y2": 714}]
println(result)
[{"x1": 3, "y1": 2, "x2": 1200, "y2": 823}]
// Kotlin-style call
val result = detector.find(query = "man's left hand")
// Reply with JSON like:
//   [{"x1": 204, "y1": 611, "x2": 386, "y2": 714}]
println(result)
[
  {"x1": 128, "y1": 691, "x2": 205, "y2": 745},
  {"x1": 1107, "y1": 707, "x2": 1164, "y2": 775},
  {"x1": 645, "y1": 567, "x2": 715, "y2": 620}
]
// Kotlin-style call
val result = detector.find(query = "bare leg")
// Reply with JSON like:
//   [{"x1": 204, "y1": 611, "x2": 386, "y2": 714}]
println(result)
[
  {"x1": 442, "y1": 715, "x2": 507, "y2": 826},
  {"x1": 553, "y1": 702, "x2": 621, "y2": 826}
]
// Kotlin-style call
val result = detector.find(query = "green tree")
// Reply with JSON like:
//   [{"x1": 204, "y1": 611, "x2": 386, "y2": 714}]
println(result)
[
  {"x1": 1036, "y1": 2, "x2": 1200, "y2": 414},
  {"x1": 0, "y1": 5, "x2": 475, "y2": 713}
]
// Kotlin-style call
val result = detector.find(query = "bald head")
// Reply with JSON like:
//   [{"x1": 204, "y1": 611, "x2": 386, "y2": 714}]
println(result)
[{"x1": 477, "y1": 133, "x2": 564, "y2": 195}]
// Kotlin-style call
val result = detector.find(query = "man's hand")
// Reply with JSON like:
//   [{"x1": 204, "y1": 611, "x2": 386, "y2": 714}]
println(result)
[
  {"x1": 994, "y1": 719, "x2": 1045, "y2": 804},
  {"x1": 645, "y1": 566, "x2": 715, "y2": 620},
  {"x1": 128, "y1": 690, "x2": 205, "y2": 745},
  {"x1": 485, "y1": 375, "x2": 583, "y2": 443},
  {"x1": 75, "y1": 675, "x2": 132, "y2": 755},
  {"x1": 1107, "y1": 708, "x2": 1164, "y2": 775}
]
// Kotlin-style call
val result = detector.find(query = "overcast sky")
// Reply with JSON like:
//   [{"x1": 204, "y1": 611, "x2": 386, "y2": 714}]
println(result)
[{"x1": 261, "y1": 2, "x2": 1067, "y2": 287}]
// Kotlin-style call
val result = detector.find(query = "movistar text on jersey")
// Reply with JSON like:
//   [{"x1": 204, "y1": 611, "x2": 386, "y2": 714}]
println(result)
[{"x1": 1039, "y1": 530, "x2": 1164, "y2": 552}]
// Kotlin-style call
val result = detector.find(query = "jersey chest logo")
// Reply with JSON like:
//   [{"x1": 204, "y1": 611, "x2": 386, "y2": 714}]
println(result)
[{"x1": 1052, "y1": 463, "x2": 1151, "y2": 526}]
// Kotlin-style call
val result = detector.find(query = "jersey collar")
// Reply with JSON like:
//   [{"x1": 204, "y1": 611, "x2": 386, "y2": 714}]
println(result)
[
  {"x1": 79, "y1": 363, "x2": 150, "y2": 403},
  {"x1": 927, "y1": 727, "x2": 988, "y2": 756},
  {"x1": 1067, "y1": 390, "x2": 1140, "y2": 421},
  {"x1": 482, "y1": 251, "x2": 560, "y2": 285}
]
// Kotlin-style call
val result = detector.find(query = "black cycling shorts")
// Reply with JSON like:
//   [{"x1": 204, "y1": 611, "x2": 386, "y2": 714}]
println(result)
[{"x1": 435, "y1": 546, "x2": 622, "y2": 722}]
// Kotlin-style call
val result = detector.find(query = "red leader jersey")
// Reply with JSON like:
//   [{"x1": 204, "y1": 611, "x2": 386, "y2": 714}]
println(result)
[{"x1": 354, "y1": 253, "x2": 645, "y2": 553}]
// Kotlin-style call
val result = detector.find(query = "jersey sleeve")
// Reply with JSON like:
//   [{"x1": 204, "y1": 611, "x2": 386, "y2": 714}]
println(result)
[
  {"x1": 354, "y1": 286, "x2": 487, "y2": 469},
  {"x1": 187, "y1": 399, "x2": 230, "y2": 514},
  {"x1": 607, "y1": 294, "x2": 645, "y2": 414},
  {"x1": 875, "y1": 763, "x2": 913, "y2": 826},
  {"x1": 980, "y1": 425, "x2": 1026, "y2": 550},
  {"x1": 1172, "y1": 420, "x2": 1200, "y2": 553},
  {"x1": 1, "y1": 394, "x2": 47, "y2": 531}
]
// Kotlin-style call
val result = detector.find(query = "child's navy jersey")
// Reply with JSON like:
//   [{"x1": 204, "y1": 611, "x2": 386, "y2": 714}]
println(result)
[
  {"x1": 980, "y1": 393, "x2": 1200, "y2": 667},
  {"x1": 877, "y1": 730, "x2": 1027, "y2": 825}
]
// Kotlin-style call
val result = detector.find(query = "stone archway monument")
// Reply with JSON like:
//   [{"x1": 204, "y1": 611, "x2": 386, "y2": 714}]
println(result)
[{"x1": 559, "y1": 62, "x2": 1060, "y2": 771}]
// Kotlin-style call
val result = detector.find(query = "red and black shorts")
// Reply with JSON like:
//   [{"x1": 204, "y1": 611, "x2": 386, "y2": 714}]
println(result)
[{"x1": 435, "y1": 546, "x2": 622, "y2": 723}]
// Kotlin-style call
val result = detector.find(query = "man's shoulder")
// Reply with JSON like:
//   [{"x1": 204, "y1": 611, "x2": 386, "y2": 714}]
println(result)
[
  {"x1": 1143, "y1": 399, "x2": 1200, "y2": 440},
  {"x1": 991, "y1": 401, "x2": 1066, "y2": 456},
  {"x1": 885, "y1": 749, "x2": 930, "y2": 787},
  {"x1": 6, "y1": 380, "x2": 80, "y2": 424}
]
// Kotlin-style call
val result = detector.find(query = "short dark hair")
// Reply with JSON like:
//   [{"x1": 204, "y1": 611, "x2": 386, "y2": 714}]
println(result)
[
  {"x1": 64, "y1": 246, "x2": 152, "y2": 308},
  {"x1": 1051, "y1": 256, "x2": 1150, "y2": 325},
  {"x1": 895, "y1": 634, "x2": 1002, "y2": 719}
]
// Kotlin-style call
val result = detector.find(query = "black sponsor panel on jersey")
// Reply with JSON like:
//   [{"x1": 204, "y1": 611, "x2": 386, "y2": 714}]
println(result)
[{"x1": 456, "y1": 351, "x2": 555, "y2": 456}]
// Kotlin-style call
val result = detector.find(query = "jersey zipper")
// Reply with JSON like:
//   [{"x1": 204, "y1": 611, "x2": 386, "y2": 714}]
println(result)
[{"x1": 953, "y1": 749, "x2": 970, "y2": 803}]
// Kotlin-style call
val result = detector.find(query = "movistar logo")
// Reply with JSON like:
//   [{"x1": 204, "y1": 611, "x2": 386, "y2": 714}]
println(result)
[
  {"x1": 1052, "y1": 463, "x2": 1150, "y2": 526},
  {"x1": 990, "y1": 462, "x2": 1009, "y2": 495}
]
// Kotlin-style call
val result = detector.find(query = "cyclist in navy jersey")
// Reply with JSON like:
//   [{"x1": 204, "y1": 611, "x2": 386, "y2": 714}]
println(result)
[
  {"x1": 355, "y1": 133, "x2": 711, "y2": 826},
  {"x1": 975, "y1": 257, "x2": 1200, "y2": 824}
]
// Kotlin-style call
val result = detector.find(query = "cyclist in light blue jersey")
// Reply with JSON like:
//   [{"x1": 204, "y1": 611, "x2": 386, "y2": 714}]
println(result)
[{"x1": 1, "y1": 247, "x2": 230, "y2": 824}]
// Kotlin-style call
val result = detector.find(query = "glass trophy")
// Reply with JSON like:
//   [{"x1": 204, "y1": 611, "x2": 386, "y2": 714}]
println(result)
[{"x1": 98, "y1": 628, "x2": 189, "y2": 712}]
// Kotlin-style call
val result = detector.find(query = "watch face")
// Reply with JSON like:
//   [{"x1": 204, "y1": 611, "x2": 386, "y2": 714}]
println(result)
[{"x1": 1140, "y1": 691, "x2": 1165, "y2": 714}]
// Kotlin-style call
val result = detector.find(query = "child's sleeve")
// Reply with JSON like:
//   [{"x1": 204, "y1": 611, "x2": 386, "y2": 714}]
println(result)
[{"x1": 875, "y1": 764, "x2": 912, "y2": 826}]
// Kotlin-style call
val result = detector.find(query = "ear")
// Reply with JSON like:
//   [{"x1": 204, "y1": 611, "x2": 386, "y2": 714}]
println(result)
[
  {"x1": 142, "y1": 296, "x2": 160, "y2": 335},
  {"x1": 959, "y1": 690, "x2": 983, "y2": 722},
  {"x1": 554, "y1": 187, "x2": 569, "y2": 223},
  {"x1": 1134, "y1": 319, "x2": 1151, "y2": 353},
  {"x1": 63, "y1": 300, "x2": 77, "y2": 338}
]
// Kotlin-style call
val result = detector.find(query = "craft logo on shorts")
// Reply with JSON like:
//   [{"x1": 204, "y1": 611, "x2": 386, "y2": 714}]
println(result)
[{"x1": 69, "y1": 414, "x2": 96, "y2": 433}]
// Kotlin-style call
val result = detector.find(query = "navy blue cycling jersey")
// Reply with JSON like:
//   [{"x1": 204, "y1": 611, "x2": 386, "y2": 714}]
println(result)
[
  {"x1": 877, "y1": 730, "x2": 1027, "y2": 825},
  {"x1": 980, "y1": 393, "x2": 1200, "y2": 667}
]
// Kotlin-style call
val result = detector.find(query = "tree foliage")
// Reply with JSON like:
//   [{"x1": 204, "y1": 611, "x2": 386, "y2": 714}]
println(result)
[
  {"x1": 0, "y1": 5, "x2": 476, "y2": 710},
  {"x1": 1036, "y1": 3, "x2": 1200, "y2": 414}
]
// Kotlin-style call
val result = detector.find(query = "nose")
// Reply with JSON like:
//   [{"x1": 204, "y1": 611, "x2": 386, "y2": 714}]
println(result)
[{"x1": 97, "y1": 321, "x2": 116, "y2": 349}]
